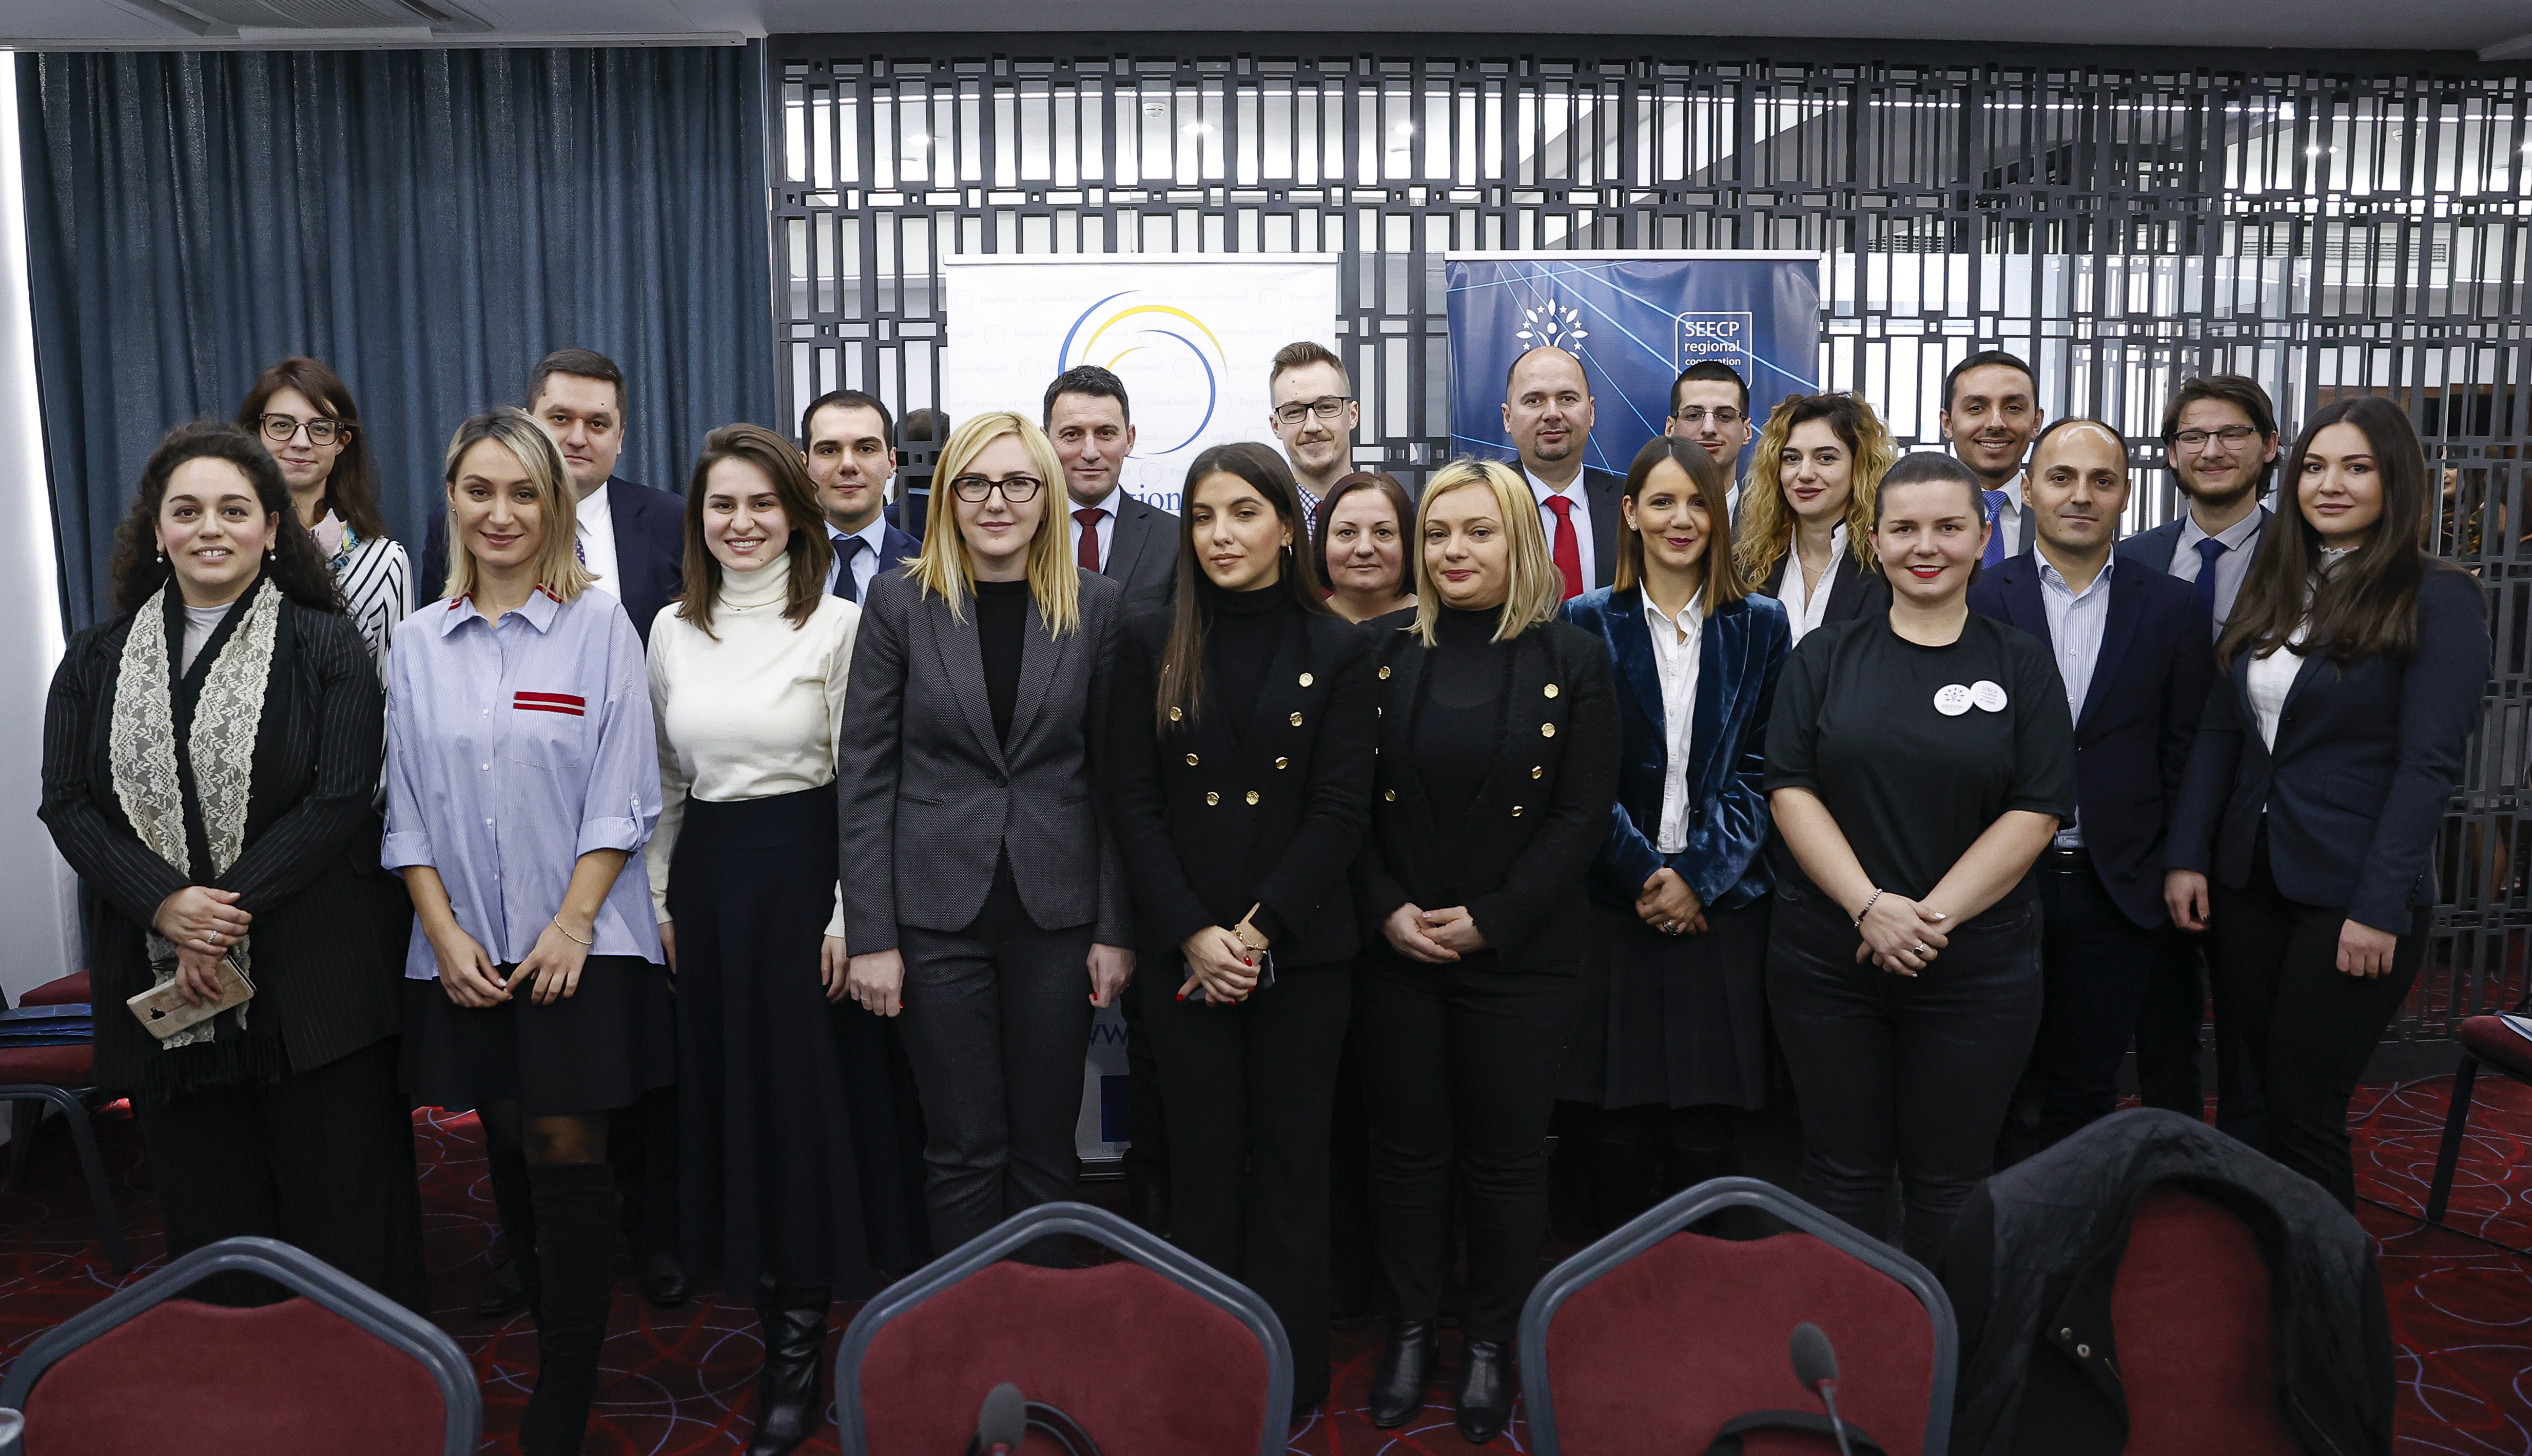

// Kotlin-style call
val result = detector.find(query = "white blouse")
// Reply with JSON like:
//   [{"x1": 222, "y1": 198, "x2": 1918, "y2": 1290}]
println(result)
[
  {"x1": 645, "y1": 558, "x2": 861, "y2": 935},
  {"x1": 1643, "y1": 589, "x2": 1704, "y2": 854},
  {"x1": 1778, "y1": 523, "x2": 1846, "y2": 644}
]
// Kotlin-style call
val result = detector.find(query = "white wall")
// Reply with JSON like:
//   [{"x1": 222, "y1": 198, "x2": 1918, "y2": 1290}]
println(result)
[{"x1": 0, "y1": 52, "x2": 83, "y2": 1005}]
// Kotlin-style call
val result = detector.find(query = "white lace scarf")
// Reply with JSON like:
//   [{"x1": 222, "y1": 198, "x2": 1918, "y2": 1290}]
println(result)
[{"x1": 108, "y1": 580, "x2": 282, "y2": 1049}]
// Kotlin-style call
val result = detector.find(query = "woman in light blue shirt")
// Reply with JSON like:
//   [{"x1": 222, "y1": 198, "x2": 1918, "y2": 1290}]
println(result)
[{"x1": 385, "y1": 408, "x2": 670, "y2": 1456}]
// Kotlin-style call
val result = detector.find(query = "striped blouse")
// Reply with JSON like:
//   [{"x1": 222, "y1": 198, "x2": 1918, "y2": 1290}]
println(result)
[{"x1": 319, "y1": 517, "x2": 414, "y2": 672}]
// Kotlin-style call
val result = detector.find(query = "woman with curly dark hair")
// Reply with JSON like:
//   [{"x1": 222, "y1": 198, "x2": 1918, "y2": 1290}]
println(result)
[{"x1": 38, "y1": 422, "x2": 420, "y2": 1306}]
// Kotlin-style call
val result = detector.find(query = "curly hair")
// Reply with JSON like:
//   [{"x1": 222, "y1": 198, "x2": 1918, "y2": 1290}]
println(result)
[
  {"x1": 108, "y1": 422, "x2": 342, "y2": 617},
  {"x1": 1734, "y1": 391, "x2": 1896, "y2": 587}
]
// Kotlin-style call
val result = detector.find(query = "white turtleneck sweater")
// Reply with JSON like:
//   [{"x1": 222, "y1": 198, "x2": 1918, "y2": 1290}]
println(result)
[{"x1": 646, "y1": 558, "x2": 861, "y2": 935}]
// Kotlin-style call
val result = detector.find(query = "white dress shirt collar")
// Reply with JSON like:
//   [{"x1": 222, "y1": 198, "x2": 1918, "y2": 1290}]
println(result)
[{"x1": 1642, "y1": 588, "x2": 1704, "y2": 855}]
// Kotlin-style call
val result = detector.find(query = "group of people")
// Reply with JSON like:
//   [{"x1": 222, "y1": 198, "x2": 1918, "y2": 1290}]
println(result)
[{"x1": 36, "y1": 331, "x2": 2489, "y2": 1453}]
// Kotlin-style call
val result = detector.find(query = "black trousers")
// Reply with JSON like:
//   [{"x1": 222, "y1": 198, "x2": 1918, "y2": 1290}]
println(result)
[
  {"x1": 2134, "y1": 927, "x2": 2268, "y2": 1140},
  {"x1": 1118, "y1": 973, "x2": 1169, "y2": 1199},
  {"x1": 1356, "y1": 951, "x2": 1580, "y2": 1343},
  {"x1": 894, "y1": 869, "x2": 1095, "y2": 1256},
  {"x1": 1145, "y1": 960, "x2": 1351, "y2": 1402},
  {"x1": 1766, "y1": 886, "x2": 2041, "y2": 1263},
  {"x1": 2209, "y1": 832, "x2": 2425, "y2": 1211},
  {"x1": 133, "y1": 1036, "x2": 425, "y2": 1310},
  {"x1": 2007, "y1": 858, "x2": 2160, "y2": 1157}
]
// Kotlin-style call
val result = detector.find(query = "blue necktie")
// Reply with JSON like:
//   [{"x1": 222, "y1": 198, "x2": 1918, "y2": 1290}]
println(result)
[
  {"x1": 1980, "y1": 490, "x2": 2009, "y2": 567},
  {"x1": 832, "y1": 535, "x2": 867, "y2": 603},
  {"x1": 2193, "y1": 536, "x2": 2228, "y2": 626}
]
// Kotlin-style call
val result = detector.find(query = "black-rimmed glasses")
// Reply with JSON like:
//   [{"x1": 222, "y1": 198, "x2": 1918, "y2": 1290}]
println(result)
[
  {"x1": 2171, "y1": 425, "x2": 2260, "y2": 450},
  {"x1": 259, "y1": 413, "x2": 349, "y2": 447},
  {"x1": 1273, "y1": 396, "x2": 1353, "y2": 426},
  {"x1": 948, "y1": 474, "x2": 1045, "y2": 503}
]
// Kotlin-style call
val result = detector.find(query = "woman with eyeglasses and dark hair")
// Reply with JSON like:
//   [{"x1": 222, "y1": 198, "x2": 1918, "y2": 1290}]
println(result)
[
  {"x1": 834, "y1": 411, "x2": 1135, "y2": 1255},
  {"x1": 1314, "y1": 469, "x2": 1420, "y2": 624},
  {"x1": 1106, "y1": 441, "x2": 1377, "y2": 1415},
  {"x1": 236, "y1": 357, "x2": 412, "y2": 666},
  {"x1": 1561, "y1": 436, "x2": 1789, "y2": 1229},
  {"x1": 40, "y1": 422, "x2": 421, "y2": 1308},
  {"x1": 2166, "y1": 396, "x2": 2491, "y2": 1210}
]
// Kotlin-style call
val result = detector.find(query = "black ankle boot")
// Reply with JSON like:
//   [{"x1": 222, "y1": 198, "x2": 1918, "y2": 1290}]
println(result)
[
  {"x1": 1454, "y1": 1338, "x2": 1514, "y2": 1444},
  {"x1": 747, "y1": 1283, "x2": 830, "y2": 1456},
  {"x1": 516, "y1": 1163, "x2": 618, "y2": 1456},
  {"x1": 1367, "y1": 1318, "x2": 1436, "y2": 1428}
]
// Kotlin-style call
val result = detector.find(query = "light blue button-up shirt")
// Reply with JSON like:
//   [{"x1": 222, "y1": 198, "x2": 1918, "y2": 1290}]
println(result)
[
  {"x1": 2037, "y1": 553, "x2": 2114, "y2": 848},
  {"x1": 383, "y1": 586, "x2": 664, "y2": 978}
]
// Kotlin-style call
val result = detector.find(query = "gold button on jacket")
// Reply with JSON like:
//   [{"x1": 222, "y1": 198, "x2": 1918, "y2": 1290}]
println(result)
[
  {"x1": 1244, "y1": 790, "x2": 1260, "y2": 805},
  {"x1": 1205, "y1": 791, "x2": 1221, "y2": 805}
]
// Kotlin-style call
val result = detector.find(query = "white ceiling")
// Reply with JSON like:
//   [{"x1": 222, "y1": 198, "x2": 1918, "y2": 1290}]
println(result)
[{"x1": 4, "y1": 0, "x2": 2529, "y2": 58}]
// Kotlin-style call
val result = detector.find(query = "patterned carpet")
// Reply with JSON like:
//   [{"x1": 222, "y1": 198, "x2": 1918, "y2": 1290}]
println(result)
[{"x1": 2, "y1": 1078, "x2": 2529, "y2": 1453}]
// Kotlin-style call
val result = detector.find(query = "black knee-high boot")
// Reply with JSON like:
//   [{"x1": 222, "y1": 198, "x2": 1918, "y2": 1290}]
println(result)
[
  {"x1": 748, "y1": 1281, "x2": 832, "y2": 1456},
  {"x1": 484, "y1": 1136, "x2": 543, "y2": 1315},
  {"x1": 517, "y1": 1162, "x2": 618, "y2": 1456}
]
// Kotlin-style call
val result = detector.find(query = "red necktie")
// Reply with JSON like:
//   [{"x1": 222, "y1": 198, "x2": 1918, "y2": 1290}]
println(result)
[
  {"x1": 1074, "y1": 507, "x2": 1106, "y2": 572},
  {"x1": 1544, "y1": 494, "x2": 1584, "y2": 600}
]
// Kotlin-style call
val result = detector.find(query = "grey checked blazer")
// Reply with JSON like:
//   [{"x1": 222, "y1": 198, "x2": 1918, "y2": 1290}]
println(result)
[{"x1": 835, "y1": 565, "x2": 1130, "y2": 953}]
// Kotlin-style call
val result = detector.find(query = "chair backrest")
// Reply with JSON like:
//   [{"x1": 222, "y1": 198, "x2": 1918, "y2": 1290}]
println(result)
[
  {"x1": 2113, "y1": 1186, "x2": 2300, "y2": 1455},
  {"x1": 0, "y1": 1236, "x2": 477, "y2": 1456},
  {"x1": 836, "y1": 1201, "x2": 1292, "y2": 1456},
  {"x1": 1519, "y1": 1176, "x2": 1956, "y2": 1456}
]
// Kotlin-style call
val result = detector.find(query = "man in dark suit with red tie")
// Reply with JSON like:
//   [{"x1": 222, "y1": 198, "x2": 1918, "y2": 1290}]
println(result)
[
  {"x1": 1046, "y1": 366, "x2": 1179, "y2": 617},
  {"x1": 1503, "y1": 346, "x2": 1622, "y2": 601}
]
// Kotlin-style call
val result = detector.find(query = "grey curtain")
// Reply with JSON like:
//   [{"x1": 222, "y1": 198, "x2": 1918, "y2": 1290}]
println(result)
[{"x1": 18, "y1": 44, "x2": 776, "y2": 627}]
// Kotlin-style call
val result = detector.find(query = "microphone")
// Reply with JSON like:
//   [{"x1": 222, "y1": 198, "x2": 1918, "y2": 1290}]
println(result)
[
  {"x1": 968, "y1": 1382, "x2": 1026, "y2": 1456},
  {"x1": 1789, "y1": 1323, "x2": 1856, "y2": 1456}
]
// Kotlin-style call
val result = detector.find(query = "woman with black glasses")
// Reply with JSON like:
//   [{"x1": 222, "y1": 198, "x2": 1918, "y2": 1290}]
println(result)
[{"x1": 237, "y1": 358, "x2": 412, "y2": 667}]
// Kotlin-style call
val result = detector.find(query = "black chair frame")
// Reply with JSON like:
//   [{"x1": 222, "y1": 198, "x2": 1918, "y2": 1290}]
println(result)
[
  {"x1": 1516, "y1": 1175, "x2": 1959, "y2": 1456},
  {"x1": 2426, "y1": 1018, "x2": 2532, "y2": 1225},
  {"x1": 833, "y1": 1199, "x2": 1294, "y2": 1456},
  {"x1": 0, "y1": 1234, "x2": 479, "y2": 1456},
  {"x1": 1, "y1": 1081, "x2": 127, "y2": 1272}
]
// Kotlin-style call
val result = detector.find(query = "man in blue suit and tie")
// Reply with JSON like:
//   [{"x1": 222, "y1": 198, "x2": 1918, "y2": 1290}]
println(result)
[
  {"x1": 2113, "y1": 375, "x2": 2281, "y2": 1137},
  {"x1": 802, "y1": 388, "x2": 923, "y2": 598},
  {"x1": 1971, "y1": 419, "x2": 2215, "y2": 1158}
]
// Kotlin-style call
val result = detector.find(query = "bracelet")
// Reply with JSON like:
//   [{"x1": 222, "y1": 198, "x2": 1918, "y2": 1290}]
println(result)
[
  {"x1": 1233, "y1": 926, "x2": 1268, "y2": 952},
  {"x1": 1852, "y1": 889, "x2": 1884, "y2": 928},
  {"x1": 551, "y1": 918, "x2": 593, "y2": 947}
]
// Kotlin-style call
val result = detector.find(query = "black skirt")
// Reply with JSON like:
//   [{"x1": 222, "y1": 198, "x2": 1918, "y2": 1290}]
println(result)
[
  {"x1": 1560, "y1": 897, "x2": 1772, "y2": 1111},
  {"x1": 401, "y1": 951, "x2": 676, "y2": 1117},
  {"x1": 671, "y1": 781, "x2": 919, "y2": 1295}
]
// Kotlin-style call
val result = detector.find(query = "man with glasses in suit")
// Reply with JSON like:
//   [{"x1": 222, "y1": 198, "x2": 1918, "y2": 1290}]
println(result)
[{"x1": 1267, "y1": 340, "x2": 1359, "y2": 521}]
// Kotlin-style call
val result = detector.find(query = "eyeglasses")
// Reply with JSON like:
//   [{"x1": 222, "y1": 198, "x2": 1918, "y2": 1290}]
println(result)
[
  {"x1": 948, "y1": 474, "x2": 1045, "y2": 503},
  {"x1": 2171, "y1": 425, "x2": 2260, "y2": 450},
  {"x1": 258, "y1": 413, "x2": 349, "y2": 447},
  {"x1": 1671, "y1": 407, "x2": 1744, "y2": 426},
  {"x1": 1273, "y1": 396, "x2": 1353, "y2": 426}
]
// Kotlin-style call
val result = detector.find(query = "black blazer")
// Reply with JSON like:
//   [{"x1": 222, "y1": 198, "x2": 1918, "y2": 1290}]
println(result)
[
  {"x1": 2168, "y1": 564, "x2": 2490, "y2": 932},
  {"x1": 1102, "y1": 493, "x2": 1182, "y2": 617},
  {"x1": 1968, "y1": 555, "x2": 2216, "y2": 928},
  {"x1": 1352, "y1": 615, "x2": 1621, "y2": 974},
  {"x1": 423, "y1": 475, "x2": 686, "y2": 642},
  {"x1": 1758, "y1": 546, "x2": 1890, "y2": 628},
  {"x1": 1106, "y1": 604, "x2": 1379, "y2": 969},
  {"x1": 38, "y1": 597, "x2": 410, "y2": 1094}
]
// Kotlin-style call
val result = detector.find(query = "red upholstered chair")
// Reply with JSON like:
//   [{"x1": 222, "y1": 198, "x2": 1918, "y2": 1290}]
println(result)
[
  {"x1": 1517, "y1": 1175, "x2": 1957, "y2": 1456},
  {"x1": 835, "y1": 1201, "x2": 1293, "y2": 1456},
  {"x1": 2112, "y1": 1186, "x2": 2301, "y2": 1453},
  {"x1": 0, "y1": 1039, "x2": 128, "y2": 1273},
  {"x1": 2426, "y1": 1012, "x2": 2532, "y2": 1223},
  {"x1": 16, "y1": 970, "x2": 90, "y2": 1007},
  {"x1": 0, "y1": 1234, "x2": 479, "y2": 1456}
]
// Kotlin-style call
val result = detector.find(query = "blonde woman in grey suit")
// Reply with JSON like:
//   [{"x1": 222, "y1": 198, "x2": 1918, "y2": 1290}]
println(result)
[{"x1": 834, "y1": 410, "x2": 1135, "y2": 1253}]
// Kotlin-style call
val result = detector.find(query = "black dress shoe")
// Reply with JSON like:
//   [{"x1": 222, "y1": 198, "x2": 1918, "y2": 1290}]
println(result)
[
  {"x1": 1454, "y1": 1338, "x2": 1514, "y2": 1445},
  {"x1": 1367, "y1": 1318, "x2": 1436, "y2": 1428},
  {"x1": 475, "y1": 1256, "x2": 529, "y2": 1319},
  {"x1": 639, "y1": 1247, "x2": 691, "y2": 1309},
  {"x1": 747, "y1": 1285, "x2": 829, "y2": 1456}
]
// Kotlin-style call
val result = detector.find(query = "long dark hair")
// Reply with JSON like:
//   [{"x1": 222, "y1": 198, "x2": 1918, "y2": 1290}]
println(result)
[
  {"x1": 233, "y1": 356, "x2": 391, "y2": 541},
  {"x1": 1157, "y1": 441, "x2": 1334, "y2": 730},
  {"x1": 1613, "y1": 435, "x2": 1750, "y2": 612},
  {"x1": 675, "y1": 423, "x2": 835, "y2": 638},
  {"x1": 2221, "y1": 395, "x2": 2448, "y2": 670},
  {"x1": 108, "y1": 422, "x2": 342, "y2": 615}
]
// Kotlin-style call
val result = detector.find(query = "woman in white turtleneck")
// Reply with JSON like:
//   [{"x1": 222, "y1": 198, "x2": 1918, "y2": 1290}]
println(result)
[{"x1": 643, "y1": 424, "x2": 865, "y2": 1456}]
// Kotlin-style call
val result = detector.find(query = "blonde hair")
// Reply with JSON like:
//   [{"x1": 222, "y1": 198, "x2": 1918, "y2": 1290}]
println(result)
[
  {"x1": 907, "y1": 411, "x2": 1084, "y2": 637},
  {"x1": 1735, "y1": 392, "x2": 1895, "y2": 587},
  {"x1": 440, "y1": 408, "x2": 594, "y2": 603},
  {"x1": 1411, "y1": 458, "x2": 1565, "y2": 646}
]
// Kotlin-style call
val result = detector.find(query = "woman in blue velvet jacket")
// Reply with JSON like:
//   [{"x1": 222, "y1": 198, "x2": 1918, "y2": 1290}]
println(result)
[{"x1": 1562, "y1": 436, "x2": 1790, "y2": 1229}]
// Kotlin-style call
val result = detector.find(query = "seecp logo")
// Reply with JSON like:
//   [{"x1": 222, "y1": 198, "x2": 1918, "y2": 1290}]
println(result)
[{"x1": 1057, "y1": 291, "x2": 1229, "y2": 455}]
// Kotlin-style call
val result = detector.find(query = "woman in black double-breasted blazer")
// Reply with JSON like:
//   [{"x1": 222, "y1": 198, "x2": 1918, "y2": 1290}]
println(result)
[
  {"x1": 1107, "y1": 443, "x2": 1377, "y2": 1415},
  {"x1": 1349, "y1": 459, "x2": 1620, "y2": 1444}
]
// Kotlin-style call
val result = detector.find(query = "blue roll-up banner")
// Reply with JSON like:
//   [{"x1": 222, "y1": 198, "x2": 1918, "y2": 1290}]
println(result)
[{"x1": 1446, "y1": 252, "x2": 1823, "y2": 476}]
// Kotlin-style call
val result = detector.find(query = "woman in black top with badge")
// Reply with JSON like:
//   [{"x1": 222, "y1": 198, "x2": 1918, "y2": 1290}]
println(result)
[
  {"x1": 1107, "y1": 442, "x2": 1377, "y2": 1415},
  {"x1": 1353, "y1": 458, "x2": 1619, "y2": 1443},
  {"x1": 1764, "y1": 452, "x2": 2074, "y2": 1261}
]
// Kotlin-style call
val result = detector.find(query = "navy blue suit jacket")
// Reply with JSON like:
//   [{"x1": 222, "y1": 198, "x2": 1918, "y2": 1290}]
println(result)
[
  {"x1": 2113, "y1": 505, "x2": 2273, "y2": 577},
  {"x1": 2168, "y1": 565, "x2": 2490, "y2": 932},
  {"x1": 1968, "y1": 553, "x2": 2216, "y2": 927},
  {"x1": 1563, "y1": 586, "x2": 1790, "y2": 912},
  {"x1": 422, "y1": 475, "x2": 686, "y2": 642},
  {"x1": 833, "y1": 518, "x2": 923, "y2": 598}
]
